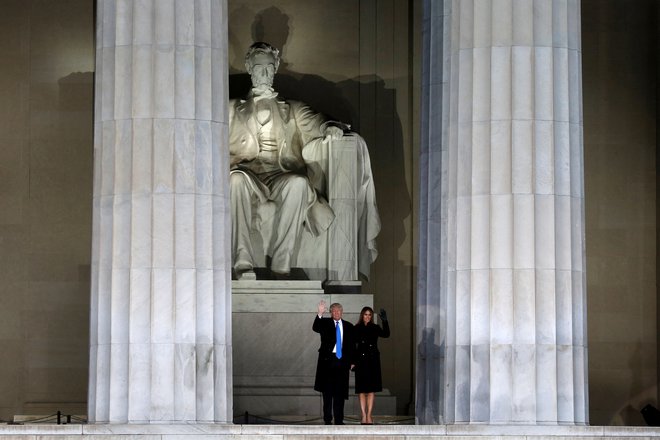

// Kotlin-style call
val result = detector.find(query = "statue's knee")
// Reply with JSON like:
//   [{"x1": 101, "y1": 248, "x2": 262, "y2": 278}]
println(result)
[
  {"x1": 285, "y1": 175, "x2": 310, "y2": 193},
  {"x1": 230, "y1": 173, "x2": 255, "y2": 206},
  {"x1": 230, "y1": 172, "x2": 248, "y2": 190},
  {"x1": 230, "y1": 172, "x2": 243, "y2": 185}
]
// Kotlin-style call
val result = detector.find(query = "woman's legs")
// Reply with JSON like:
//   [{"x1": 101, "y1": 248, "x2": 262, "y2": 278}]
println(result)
[
  {"x1": 358, "y1": 393, "x2": 368, "y2": 423},
  {"x1": 366, "y1": 392, "x2": 375, "y2": 424}
]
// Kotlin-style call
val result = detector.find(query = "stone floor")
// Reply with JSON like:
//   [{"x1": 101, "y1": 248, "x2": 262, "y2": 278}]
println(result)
[{"x1": 2, "y1": 423, "x2": 660, "y2": 439}]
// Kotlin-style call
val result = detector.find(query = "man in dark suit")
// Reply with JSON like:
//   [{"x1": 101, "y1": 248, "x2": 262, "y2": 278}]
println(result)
[{"x1": 313, "y1": 300, "x2": 355, "y2": 425}]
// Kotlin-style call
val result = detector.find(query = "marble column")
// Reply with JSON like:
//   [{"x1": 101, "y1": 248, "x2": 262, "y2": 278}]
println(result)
[
  {"x1": 89, "y1": 0, "x2": 232, "y2": 423},
  {"x1": 417, "y1": 0, "x2": 588, "y2": 425}
]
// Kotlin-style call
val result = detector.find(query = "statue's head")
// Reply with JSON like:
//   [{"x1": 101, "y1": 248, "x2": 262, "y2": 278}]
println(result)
[{"x1": 245, "y1": 42, "x2": 280, "y2": 89}]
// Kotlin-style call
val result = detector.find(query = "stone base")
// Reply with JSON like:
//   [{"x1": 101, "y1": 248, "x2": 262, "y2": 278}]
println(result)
[
  {"x1": 233, "y1": 376, "x2": 397, "y2": 422},
  {"x1": 3, "y1": 423, "x2": 660, "y2": 439},
  {"x1": 232, "y1": 281, "x2": 390, "y2": 419}
]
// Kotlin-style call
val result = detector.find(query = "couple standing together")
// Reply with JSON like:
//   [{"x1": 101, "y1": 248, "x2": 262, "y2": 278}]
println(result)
[{"x1": 313, "y1": 300, "x2": 390, "y2": 425}]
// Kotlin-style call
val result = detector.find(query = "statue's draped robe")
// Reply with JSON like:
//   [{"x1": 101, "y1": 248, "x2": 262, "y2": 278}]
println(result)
[{"x1": 228, "y1": 93, "x2": 380, "y2": 278}]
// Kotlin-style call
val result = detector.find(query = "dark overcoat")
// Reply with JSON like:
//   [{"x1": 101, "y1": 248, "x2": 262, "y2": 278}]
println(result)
[
  {"x1": 312, "y1": 316, "x2": 355, "y2": 399},
  {"x1": 354, "y1": 320, "x2": 390, "y2": 393}
]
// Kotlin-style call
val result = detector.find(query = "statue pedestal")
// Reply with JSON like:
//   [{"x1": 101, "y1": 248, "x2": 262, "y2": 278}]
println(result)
[{"x1": 232, "y1": 281, "x2": 396, "y2": 420}]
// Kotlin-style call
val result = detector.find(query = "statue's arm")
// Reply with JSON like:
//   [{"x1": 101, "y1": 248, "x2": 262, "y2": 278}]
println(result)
[
  {"x1": 291, "y1": 101, "x2": 325, "y2": 141},
  {"x1": 291, "y1": 101, "x2": 347, "y2": 144}
]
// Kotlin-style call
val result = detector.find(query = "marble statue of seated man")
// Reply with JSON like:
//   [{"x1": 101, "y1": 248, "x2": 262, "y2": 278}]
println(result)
[{"x1": 229, "y1": 42, "x2": 379, "y2": 280}]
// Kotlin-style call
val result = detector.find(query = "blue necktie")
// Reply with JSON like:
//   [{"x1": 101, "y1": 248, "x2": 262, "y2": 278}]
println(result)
[{"x1": 335, "y1": 321, "x2": 342, "y2": 359}]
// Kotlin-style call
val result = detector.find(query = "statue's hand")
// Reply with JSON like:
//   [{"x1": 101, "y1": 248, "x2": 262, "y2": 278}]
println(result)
[{"x1": 323, "y1": 126, "x2": 343, "y2": 143}]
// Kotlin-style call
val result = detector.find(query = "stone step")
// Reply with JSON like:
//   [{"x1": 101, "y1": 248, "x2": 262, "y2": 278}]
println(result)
[
  {"x1": 2, "y1": 424, "x2": 660, "y2": 439},
  {"x1": 234, "y1": 386, "x2": 397, "y2": 418},
  {"x1": 232, "y1": 280, "x2": 323, "y2": 292}
]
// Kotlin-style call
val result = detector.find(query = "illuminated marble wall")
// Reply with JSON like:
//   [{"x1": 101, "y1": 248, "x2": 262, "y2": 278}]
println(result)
[{"x1": 0, "y1": 0, "x2": 93, "y2": 420}]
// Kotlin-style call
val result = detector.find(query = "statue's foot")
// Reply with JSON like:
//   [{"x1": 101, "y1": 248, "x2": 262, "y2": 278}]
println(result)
[
  {"x1": 234, "y1": 261, "x2": 256, "y2": 280},
  {"x1": 237, "y1": 269, "x2": 256, "y2": 280}
]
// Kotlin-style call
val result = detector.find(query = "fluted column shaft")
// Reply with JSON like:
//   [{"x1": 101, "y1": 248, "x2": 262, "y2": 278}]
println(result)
[
  {"x1": 417, "y1": 0, "x2": 587, "y2": 425},
  {"x1": 89, "y1": 0, "x2": 231, "y2": 423}
]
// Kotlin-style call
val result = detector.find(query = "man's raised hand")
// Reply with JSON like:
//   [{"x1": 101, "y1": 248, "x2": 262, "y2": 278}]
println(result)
[{"x1": 318, "y1": 299, "x2": 327, "y2": 316}]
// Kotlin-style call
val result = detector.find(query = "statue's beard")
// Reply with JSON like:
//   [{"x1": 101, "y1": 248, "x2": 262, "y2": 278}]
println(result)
[{"x1": 251, "y1": 74, "x2": 274, "y2": 90}]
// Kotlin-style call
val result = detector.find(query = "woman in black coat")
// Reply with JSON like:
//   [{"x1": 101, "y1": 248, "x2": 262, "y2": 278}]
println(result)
[{"x1": 353, "y1": 306, "x2": 390, "y2": 424}]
